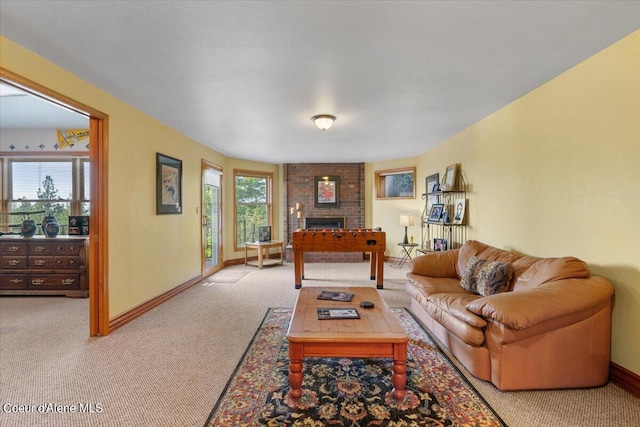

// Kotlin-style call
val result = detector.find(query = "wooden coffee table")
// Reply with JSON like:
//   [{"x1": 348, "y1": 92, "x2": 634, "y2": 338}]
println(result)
[{"x1": 286, "y1": 286, "x2": 408, "y2": 401}]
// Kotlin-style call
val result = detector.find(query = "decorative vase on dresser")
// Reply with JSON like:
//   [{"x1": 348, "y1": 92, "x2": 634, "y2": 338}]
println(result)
[{"x1": 0, "y1": 236, "x2": 88, "y2": 297}]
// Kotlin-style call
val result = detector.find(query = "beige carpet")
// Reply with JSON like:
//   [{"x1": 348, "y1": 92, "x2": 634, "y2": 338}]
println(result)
[
  {"x1": 0, "y1": 261, "x2": 638, "y2": 426},
  {"x1": 205, "y1": 269, "x2": 250, "y2": 283}
]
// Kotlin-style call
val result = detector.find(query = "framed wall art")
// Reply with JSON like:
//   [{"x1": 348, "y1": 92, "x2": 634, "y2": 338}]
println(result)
[
  {"x1": 315, "y1": 176, "x2": 339, "y2": 208},
  {"x1": 156, "y1": 153, "x2": 182, "y2": 215}
]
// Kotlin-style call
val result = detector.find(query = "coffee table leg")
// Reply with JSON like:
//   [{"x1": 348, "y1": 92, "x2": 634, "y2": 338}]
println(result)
[
  {"x1": 289, "y1": 342, "x2": 303, "y2": 400},
  {"x1": 392, "y1": 343, "x2": 407, "y2": 401}
]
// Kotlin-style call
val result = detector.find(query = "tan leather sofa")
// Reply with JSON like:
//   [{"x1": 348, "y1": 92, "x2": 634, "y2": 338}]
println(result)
[{"x1": 406, "y1": 240, "x2": 614, "y2": 390}]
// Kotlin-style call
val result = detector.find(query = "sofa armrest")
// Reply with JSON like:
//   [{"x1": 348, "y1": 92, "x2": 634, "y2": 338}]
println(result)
[
  {"x1": 466, "y1": 276, "x2": 613, "y2": 330},
  {"x1": 409, "y1": 249, "x2": 460, "y2": 278}
]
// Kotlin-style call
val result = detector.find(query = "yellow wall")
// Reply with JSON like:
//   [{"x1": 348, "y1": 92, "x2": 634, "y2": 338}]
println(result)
[
  {"x1": 413, "y1": 30, "x2": 639, "y2": 374},
  {"x1": 0, "y1": 36, "x2": 279, "y2": 317}
]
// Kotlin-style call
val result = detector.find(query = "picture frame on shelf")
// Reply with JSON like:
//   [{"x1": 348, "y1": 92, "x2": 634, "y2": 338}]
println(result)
[
  {"x1": 433, "y1": 238, "x2": 448, "y2": 251},
  {"x1": 453, "y1": 199, "x2": 466, "y2": 224},
  {"x1": 426, "y1": 173, "x2": 440, "y2": 194},
  {"x1": 68, "y1": 215, "x2": 89, "y2": 235},
  {"x1": 427, "y1": 203, "x2": 444, "y2": 222},
  {"x1": 443, "y1": 163, "x2": 460, "y2": 191},
  {"x1": 425, "y1": 173, "x2": 440, "y2": 218},
  {"x1": 258, "y1": 226, "x2": 272, "y2": 242},
  {"x1": 156, "y1": 153, "x2": 182, "y2": 215},
  {"x1": 314, "y1": 176, "x2": 339, "y2": 208}
]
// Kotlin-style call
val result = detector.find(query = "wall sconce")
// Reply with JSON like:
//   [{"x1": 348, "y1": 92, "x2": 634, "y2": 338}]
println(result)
[
  {"x1": 399, "y1": 214, "x2": 415, "y2": 245},
  {"x1": 311, "y1": 114, "x2": 336, "y2": 131}
]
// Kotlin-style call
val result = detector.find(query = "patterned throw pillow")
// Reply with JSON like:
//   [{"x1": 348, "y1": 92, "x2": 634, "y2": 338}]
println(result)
[{"x1": 460, "y1": 256, "x2": 514, "y2": 296}]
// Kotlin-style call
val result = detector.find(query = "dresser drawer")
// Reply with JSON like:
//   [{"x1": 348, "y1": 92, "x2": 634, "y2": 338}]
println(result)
[
  {"x1": 1, "y1": 242, "x2": 27, "y2": 255},
  {"x1": 2, "y1": 256, "x2": 28, "y2": 269},
  {"x1": 29, "y1": 242, "x2": 54, "y2": 255},
  {"x1": 29, "y1": 257, "x2": 55, "y2": 269},
  {"x1": 54, "y1": 242, "x2": 81, "y2": 255},
  {"x1": 29, "y1": 274, "x2": 80, "y2": 289},
  {"x1": 0, "y1": 274, "x2": 28, "y2": 289},
  {"x1": 66, "y1": 257, "x2": 81, "y2": 269}
]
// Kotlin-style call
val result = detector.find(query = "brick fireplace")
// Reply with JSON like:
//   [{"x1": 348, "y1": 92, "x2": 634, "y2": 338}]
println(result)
[{"x1": 284, "y1": 163, "x2": 364, "y2": 262}]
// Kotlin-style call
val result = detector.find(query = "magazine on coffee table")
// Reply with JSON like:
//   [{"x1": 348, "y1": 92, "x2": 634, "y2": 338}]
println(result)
[
  {"x1": 317, "y1": 308, "x2": 360, "y2": 320},
  {"x1": 317, "y1": 290, "x2": 354, "y2": 302}
]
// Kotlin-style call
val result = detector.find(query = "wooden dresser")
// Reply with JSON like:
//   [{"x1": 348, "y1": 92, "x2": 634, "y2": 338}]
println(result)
[{"x1": 0, "y1": 236, "x2": 88, "y2": 298}]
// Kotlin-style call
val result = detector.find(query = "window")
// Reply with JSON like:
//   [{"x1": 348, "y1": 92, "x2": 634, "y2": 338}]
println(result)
[
  {"x1": 375, "y1": 167, "x2": 416, "y2": 199},
  {"x1": 1, "y1": 157, "x2": 89, "y2": 235},
  {"x1": 234, "y1": 169, "x2": 273, "y2": 248}
]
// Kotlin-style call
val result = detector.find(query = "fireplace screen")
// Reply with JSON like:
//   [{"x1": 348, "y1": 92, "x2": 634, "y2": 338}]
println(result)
[{"x1": 304, "y1": 217, "x2": 345, "y2": 229}]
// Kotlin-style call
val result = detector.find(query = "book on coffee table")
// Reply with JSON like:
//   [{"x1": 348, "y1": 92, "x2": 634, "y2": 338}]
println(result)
[
  {"x1": 317, "y1": 308, "x2": 360, "y2": 320},
  {"x1": 317, "y1": 290, "x2": 354, "y2": 302}
]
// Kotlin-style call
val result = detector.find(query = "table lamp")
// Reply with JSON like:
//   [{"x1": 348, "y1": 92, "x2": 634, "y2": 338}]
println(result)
[{"x1": 399, "y1": 214, "x2": 414, "y2": 245}]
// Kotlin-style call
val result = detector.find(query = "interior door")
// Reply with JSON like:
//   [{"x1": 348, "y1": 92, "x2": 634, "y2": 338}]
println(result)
[{"x1": 202, "y1": 161, "x2": 222, "y2": 276}]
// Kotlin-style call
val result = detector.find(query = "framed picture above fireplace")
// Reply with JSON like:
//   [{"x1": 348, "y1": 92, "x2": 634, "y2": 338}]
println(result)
[{"x1": 314, "y1": 176, "x2": 339, "y2": 208}]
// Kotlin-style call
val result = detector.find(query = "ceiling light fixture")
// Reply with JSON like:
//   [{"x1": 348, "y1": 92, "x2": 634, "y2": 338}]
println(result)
[{"x1": 311, "y1": 114, "x2": 336, "y2": 131}]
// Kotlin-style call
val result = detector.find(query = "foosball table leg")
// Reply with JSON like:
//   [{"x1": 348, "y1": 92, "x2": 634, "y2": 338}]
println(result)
[{"x1": 370, "y1": 252, "x2": 377, "y2": 280}]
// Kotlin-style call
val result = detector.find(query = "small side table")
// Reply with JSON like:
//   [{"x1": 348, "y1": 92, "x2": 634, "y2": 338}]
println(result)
[
  {"x1": 396, "y1": 243, "x2": 418, "y2": 268},
  {"x1": 244, "y1": 240, "x2": 284, "y2": 269}
]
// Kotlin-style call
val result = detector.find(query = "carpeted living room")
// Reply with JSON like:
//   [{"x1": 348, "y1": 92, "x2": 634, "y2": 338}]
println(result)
[
  {"x1": 2, "y1": 262, "x2": 640, "y2": 426},
  {"x1": 1, "y1": 2, "x2": 640, "y2": 427}
]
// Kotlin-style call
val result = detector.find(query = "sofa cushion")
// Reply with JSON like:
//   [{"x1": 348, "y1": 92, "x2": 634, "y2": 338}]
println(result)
[
  {"x1": 422, "y1": 296, "x2": 486, "y2": 346},
  {"x1": 406, "y1": 274, "x2": 469, "y2": 297},
  {"x1": 514, "y1": 257, "x2": 590, "y2": 290},
  {"x1": 456, "y1": 240, "x2": 523, "y2": 279},
  {"x1": 461, "y1": 256, "x2": 514, "y2": 296},
  {"x1": 409, "y1": 249, "x2": 459, "y2": 278},
  {"x1": 427, "y1": 293, "x2": 487, "y2": 328}
]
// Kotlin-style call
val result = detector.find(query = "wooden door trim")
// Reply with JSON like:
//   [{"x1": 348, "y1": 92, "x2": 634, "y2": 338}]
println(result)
[{"x1": 0, "y1": 67, "x2": 110, "y2": 336}]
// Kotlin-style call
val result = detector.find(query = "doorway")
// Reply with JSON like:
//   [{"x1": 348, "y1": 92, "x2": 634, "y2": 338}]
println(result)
[
  {"x1": 1, "y1": 68, "x2": 109, "y2": 336},
  {"x1": 202, "y1": 160, "x2": 222, "y2": 276}
]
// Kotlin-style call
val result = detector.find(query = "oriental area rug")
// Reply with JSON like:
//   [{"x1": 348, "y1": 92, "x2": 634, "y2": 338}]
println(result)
[{"x1": 205, "y1": 308, "x2": 506, "y2": 427}]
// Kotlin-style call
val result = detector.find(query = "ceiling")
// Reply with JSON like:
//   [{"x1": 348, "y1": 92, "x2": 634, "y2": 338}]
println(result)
[
  {"x1": 0, "y1": 83, "x2": 89, "y2": 129},
  {"x1": 1, "y1": 1, "x2": 638, "y2": 163}
]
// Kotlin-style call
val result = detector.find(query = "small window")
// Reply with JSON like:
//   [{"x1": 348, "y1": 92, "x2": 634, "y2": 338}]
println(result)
[{"x1": 375, "y1": 167, "x2": 416, "y2": 199}]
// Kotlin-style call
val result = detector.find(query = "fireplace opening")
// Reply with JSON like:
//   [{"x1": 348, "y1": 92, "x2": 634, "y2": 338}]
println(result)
[{"x1": 304, "y1": 216, "x2": 346, "y2": 229}]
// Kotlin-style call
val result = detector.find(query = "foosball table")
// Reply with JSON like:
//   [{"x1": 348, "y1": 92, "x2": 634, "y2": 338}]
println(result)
[{"x1": 292, "y1": 228, "x2": 386, "y2": 289}]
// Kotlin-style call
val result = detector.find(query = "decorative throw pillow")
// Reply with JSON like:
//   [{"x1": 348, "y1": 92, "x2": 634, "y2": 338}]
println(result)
[{"x1": 460, "y1": 256, "x2": 514, "y2": 296}]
